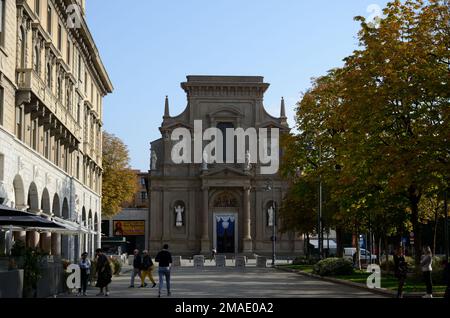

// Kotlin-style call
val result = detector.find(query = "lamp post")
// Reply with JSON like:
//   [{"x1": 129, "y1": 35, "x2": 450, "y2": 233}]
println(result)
[{"x1": 265, "y1": 179, "x2": 276, "y2": 267}]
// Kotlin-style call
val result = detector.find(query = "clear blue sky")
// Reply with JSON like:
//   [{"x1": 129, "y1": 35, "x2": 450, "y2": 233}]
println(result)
[{"x1": 86, "y1": 0, "x2": 389, "y2": 171}]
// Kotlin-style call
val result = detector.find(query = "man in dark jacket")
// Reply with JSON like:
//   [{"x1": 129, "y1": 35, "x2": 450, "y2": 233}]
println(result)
[
  {"x1": 140, "y1": 250, "x2": 156, "y2": 288},
  {"x1": 129, "y1": 249, "x2": 141, "y2": 288},
  {"x1": 155, "y1": 244, "x2": 173, "y2": 297}
]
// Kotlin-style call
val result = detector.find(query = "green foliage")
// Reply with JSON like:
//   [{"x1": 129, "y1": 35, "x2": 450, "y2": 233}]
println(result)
[
  {"x1": 109, "y1": 257, "x2": 122, "y2": 276},
  {"x1": 22, "y1": 247, "x2": 46, "y2": 296},
  {"x1": 102, "y1": 131, "x2": 138, "y2": 218},
  {"x1": 10, "y1": 240, "x2": 26, "y2": 257},
  {"x1": 313, "y1": 258, "x2": 354, "y2": 276},
  {"x1": 292, "y1": 256, "x2": 319, "y2": 266}
]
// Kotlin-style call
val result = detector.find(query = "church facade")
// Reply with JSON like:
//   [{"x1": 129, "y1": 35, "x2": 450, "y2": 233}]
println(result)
[{"x1": 148, "y1": 76, "x2": 303, "y2": 256}]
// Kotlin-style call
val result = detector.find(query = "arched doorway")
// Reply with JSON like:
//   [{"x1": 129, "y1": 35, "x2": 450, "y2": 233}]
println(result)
[
  {"x1": 211, "y1": 191, "x2": 240, "y2": 254},
  {"x1": 51, "y1": 194, "x2": 62, "y2": 256},
  {"x1": 12, "y1": 175, "x2": 25, "y2": 209},
  {"x1": 61, "y1": 198, "x2": 71, "y2": 260},
  {"x1": 12, "y1": 175, "x2": 26, "y2": 242},
  {"x1": 40, "y1": 189, "x2": 52, "y2": 253},
  {"x1": 26, "y1": 183, "x2": 40, "y2": 248}
]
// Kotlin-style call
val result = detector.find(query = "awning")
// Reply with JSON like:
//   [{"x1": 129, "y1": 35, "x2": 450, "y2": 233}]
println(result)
[
  {"x1": 0, "y1": 205, "x2": 64, "y2": 230},
  {"x1": 309, "y1": 239, "x2": 337, "y2": 249}
]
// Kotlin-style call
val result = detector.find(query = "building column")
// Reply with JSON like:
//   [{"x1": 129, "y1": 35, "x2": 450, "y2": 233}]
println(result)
[
  {"x1": 243, "y1": 186, "x2": 253, "y2": 253},
  {"x1": 40, "y1": 232, "x2": 52, "y2": 254},
  {"x1": 200, "y1": 187, "x2": 210, "y2": 254},
  {"x1": 14, "y1": 231, "x2": 26, "y2": 242},
  {"x1": 26, "y1": 231, "x2": 40, "y2": 248},
  {"x1": 51, "y1": 233, "x2": 61, "y2": 256}
]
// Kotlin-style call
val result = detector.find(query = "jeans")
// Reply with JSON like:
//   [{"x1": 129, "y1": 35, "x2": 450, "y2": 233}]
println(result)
[
  {"x1": 158, "y1": 267, "x2": 171, "y2": 294},
  {"x1": 423, "y1": 271, "x2": 433, "y2": 295},
  {"x1": 130, "y1": 268, "x2": 140, "y2": 286},
  {"x1": 79, "y1": 269, "x2": 89, "y2": 293}
]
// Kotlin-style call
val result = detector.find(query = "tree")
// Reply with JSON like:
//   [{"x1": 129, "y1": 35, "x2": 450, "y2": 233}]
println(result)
[{"x1": 102, "y1": 132, "x2": 137, "y2": 218}]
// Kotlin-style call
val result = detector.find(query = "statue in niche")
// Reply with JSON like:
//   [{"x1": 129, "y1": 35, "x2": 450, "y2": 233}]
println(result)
[
  {"x1": 267, "y1": 206, "x2": 274, "y2": 227},
  {"x1": 151, "y1": 150, "x2": 158, "y2": 170},
  {"x1": 175, "y1": 205, "x2": 185, "y2": 227}
]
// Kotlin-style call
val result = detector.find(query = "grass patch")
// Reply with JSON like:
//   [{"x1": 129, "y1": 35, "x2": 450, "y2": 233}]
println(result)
[
  {"x1": 281, "y1": 266, "x2": 447, "y2": 293},
  {"x1": 279, "y1": 264, "x2": 314, "y2": 273},
  {"x1": 334, "y1": 270, "x2": 447, "y2": 293}
]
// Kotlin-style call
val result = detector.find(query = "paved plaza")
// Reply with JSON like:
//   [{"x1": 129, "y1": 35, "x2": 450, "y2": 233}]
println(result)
[{"x1": 61, "y1": 262, "x2": 383, "y2": 298}]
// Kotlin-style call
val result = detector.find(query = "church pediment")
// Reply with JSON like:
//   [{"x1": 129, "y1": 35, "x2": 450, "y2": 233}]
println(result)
[
  {"x1": 257, "y1": 120, "x2": 289, "y2": 131},
  {"x1": 202, "y1": 166, "x2": 250, "y2": 178},
  {"x1": 160, "y1": 121, "x2": 193, "y2": 132}
]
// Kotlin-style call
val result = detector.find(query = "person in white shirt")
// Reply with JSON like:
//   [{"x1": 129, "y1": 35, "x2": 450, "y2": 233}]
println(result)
[{"x1": 78, "y1": 252, "x2": 91, "y2": 296}]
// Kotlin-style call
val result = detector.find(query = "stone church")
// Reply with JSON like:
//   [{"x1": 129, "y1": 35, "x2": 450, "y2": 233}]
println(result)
[{"x1": 149, "y1": 76, "x2": 303, "y2": 256}]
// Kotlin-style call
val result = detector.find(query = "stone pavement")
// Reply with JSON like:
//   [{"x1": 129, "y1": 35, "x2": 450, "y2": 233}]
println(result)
[{"x1": 60, "y1": 263, "x2": 384, "y2": 298}]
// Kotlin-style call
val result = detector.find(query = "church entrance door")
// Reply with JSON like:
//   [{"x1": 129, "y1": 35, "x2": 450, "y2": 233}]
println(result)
[{"x1": 214, "y1": 213, "x2": 237, "y2": 254}]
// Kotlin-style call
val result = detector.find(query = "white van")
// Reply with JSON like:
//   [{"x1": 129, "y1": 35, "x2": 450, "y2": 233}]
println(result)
[{"x1": 343, "y1": 248, "x2": 377, "y2": 262}]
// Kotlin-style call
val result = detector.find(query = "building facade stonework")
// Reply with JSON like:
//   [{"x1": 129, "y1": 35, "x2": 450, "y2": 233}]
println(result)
[
  {"x1": 0, "y1": 0, "x2": 112, "y2": 261},
  {"x1": 149, "y1": 76, "x2": 303, "y2": 256}
]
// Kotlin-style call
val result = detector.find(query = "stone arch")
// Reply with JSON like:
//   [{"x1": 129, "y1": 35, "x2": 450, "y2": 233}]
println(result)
[
  {"x1": 12, "y1": 175, "x2": 25, "y2": 209},
  {"x1": 94, "y1": 213, "x2": 99, "y2": 232},
  {"x1": 211, "y1": 190, "x2": 240, "y2": 208},
  {"x1": 62, "y1": 198, "x2": 70, "y2": 220},
  {"x1": 41, "y1": 188, "x2": 51, "y2": 214},
  {"x1": 27, "y1": 182, "x2": 39, "y2": 212},
  {"x1": 52, "y1": 193, "x2": 61, "y2": 217}
]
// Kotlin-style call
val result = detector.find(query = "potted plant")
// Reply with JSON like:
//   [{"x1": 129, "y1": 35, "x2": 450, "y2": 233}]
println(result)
[
  {"x1": 10, "y1": 240, "x2": 26, "y2": 269},
  {"x1": 22, "y1": 248, "x2": 44, "y2": 298}
]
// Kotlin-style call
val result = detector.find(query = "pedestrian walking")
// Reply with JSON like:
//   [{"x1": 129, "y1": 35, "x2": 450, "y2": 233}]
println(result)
[
  {"x1": 420, "y1": 246, "x2": 433, "y2": 298},
  {"x1": 78, "y1": 252, "x2": 91, "y2": 296},
  {"x1": 211, "y1": 248, "x2": 217, "y2": 262},
  {"x1": 95, "y1": 249, "x2": 112, "y2": 296},
  {"x1": 140, "y1": 250, "x2": 157, "y2": 288},
  {"x1": 155, "y1": 244, "x2": 172, "y2": 297},
  {"x1": 129, "y1": 249, "x2": 142, "y2": 288},
  {"x1": 393, "y1": 247, "x2": 408, "y2": 298}
]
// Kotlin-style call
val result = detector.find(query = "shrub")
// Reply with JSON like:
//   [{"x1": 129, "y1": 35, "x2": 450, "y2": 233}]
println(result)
[
  {"x1": 109, "y1": 257, "x2": 121, "y2": 276},
  {"x1": 293, "y1": 256, "x2": 319, "y2": 266},
  {"x1": 313, "y1": 258, "x2": 354, "y2": 276}
]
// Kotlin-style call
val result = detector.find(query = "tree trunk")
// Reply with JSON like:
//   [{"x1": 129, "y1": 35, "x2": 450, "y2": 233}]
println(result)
[
  {"x1": 433, "y1": 207, "x2": 439, "y2": 256},
  {"x1": 336, "y1": 227, "x2": 344, "y2": 258},
  {"x1": 384, "y1": 235, "x2": 390, "y2": 272},
  {"x1": 409, "y1": 184, "x2": 422, "y2": 266}
]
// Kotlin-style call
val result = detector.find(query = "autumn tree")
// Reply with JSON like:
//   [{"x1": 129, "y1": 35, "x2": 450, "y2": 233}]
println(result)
[{"x1": 102, "y1": 132, "x2": 137, "y2": 218}]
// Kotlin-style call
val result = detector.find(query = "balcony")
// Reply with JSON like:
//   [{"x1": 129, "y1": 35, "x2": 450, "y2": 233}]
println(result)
[{"x1": 16, "y1": 69, "x2": 82, "y2": 143}]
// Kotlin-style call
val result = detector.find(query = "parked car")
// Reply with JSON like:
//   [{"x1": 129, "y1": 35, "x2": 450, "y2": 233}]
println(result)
[{"x1": 343, "y1": 248, "x2": 377, "y2": 262}]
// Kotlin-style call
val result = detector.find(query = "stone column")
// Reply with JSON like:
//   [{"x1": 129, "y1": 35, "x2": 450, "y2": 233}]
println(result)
[
  {"x1": 40, "y1": 232, "x2": 52, "y2": 254},
  {"x1": 26, "y1": 231, "x2": 40, "y2": 248},
  {"x1": 200, "y1": 187, "x2": 210, "y2": 254},
  {"x1": 51, "y1": 233, "x2": 61, "y2": 256},
  {"x1": 243, "y1": 186, "x2": 253, "y2": 253},
  {"x1": 14, "y1": 231, "x2": 26, "y2": 242}
]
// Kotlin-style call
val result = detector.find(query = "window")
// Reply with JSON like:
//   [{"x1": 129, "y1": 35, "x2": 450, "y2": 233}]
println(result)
[
  {"x1": 16, "y1": 106, "x2": 23, "y2": 140},
  {"x1": 0, "y1": 87, "x2": 3, "y2": 126},
  {"x1": 31, "y1": 119, "x2": 38, "y2": 151},
  {"x1": 18, "y1": 27, "x2": 26, "y2": 68},
  {"x1": 33, "y1": 46, "x2": 40, "y2": 73},
  {"x1": 141, "y1": 177, "x2": 146, "y2": 186},
  {"x1": 46, "y1": 63, "x2": 52, "y2": 88},
  {"x1": 35, "y1": 0, "x2": 40, "y2": 17},
  {"x1": 91, "y1": 83, "x2": 93, "y2": 102},
  {"x1": 0, "y1": 0, "x2": 5, "y2": 46},
  {"x1": 66, "y1": 89, "x2": 71, "y2": 112},
  {"x1": 78, "y1": 55, "x2": 82, "y2": 80},
  {"x1": 47, "y1": 5, "x2": 52, "y2": 34},
  {"x1": 56, "y1": 76, "x2": 62, "y2": 100},
  {"x1": 0, "y1": 153, "x2": 4, "y2": 182},
  {"x1": 76, "y1": 155, "x2": 80, "y2": 179},
  {"x1": 57, "y1": 24, "x2": 62, "y2": 50},
  {"x1": 55, "y1": 139, "x2": 60, "y2": 166},
  {"x1": 84, "y1": 72, "x2": 87, "y2": 93},
  {"x1": 44, "y1": 130, "x2": 50, "y2": 159},
  {"x1": 66, "y1": 40, "x2": 70, "y2": 65},
  {"x1": 141, "y1": 192, "x2": 148, "y2": 201}
]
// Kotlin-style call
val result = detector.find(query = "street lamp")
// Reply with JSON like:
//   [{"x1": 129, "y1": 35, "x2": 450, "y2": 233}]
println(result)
[{"x1": 265, "y1": 179, "x2": 276, "y2": 267}]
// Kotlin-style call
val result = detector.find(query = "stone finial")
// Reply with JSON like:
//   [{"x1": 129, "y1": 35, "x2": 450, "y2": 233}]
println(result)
[
  {"x1": 280, "y1": 97, "x2": 286, "y2": 118},
  {"x1": 164, "y1": 95, "x2": 170, "y2": 118}
]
